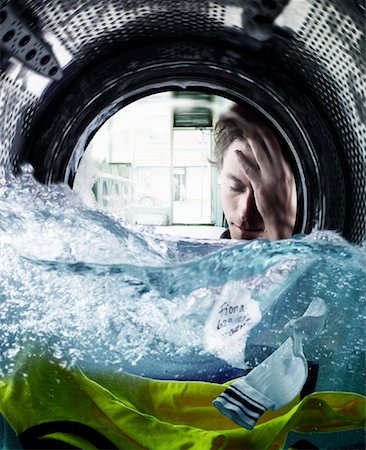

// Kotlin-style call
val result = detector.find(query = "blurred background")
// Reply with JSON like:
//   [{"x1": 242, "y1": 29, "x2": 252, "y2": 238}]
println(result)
[{"x1": 74, "y1": 91, "x2": 231, "y2": 237}]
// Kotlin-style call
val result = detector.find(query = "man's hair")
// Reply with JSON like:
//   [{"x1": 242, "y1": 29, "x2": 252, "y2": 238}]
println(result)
[{"x1": 212, "y1": 103, "x2": 266, "y2": 170}]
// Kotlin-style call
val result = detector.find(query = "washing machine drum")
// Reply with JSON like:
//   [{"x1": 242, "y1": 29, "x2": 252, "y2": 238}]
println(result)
[{"x1": 0, "y1": 0, "x2": 365, "y2": 243}]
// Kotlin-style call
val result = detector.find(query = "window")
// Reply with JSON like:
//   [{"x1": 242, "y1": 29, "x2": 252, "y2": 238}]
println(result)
[{"x1": 74, "y1": 91, "x2": 232, "y2": 230}]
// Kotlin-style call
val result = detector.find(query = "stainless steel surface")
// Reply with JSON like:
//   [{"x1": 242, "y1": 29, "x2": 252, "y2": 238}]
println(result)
[{"x1": 0, "y1": 0, "x2": 365, "y2": 241}]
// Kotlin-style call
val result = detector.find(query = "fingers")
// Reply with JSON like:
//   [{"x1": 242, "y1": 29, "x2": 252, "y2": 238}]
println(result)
[
  {"x1": 234, "y1": 129, "x2": 275, "y2": 187},
  {"x1": 246, "y1": 135, "x2": 273, "y2": 175},
  {"x1": 253, "y1": 125, "x2": 289, "y2": 176},
  {"x1": 235, "y1": 126, "x2": 294, "y2": 193},
  {"x1": 234, "y1": 150, "x2": 260, "y2": 186}
]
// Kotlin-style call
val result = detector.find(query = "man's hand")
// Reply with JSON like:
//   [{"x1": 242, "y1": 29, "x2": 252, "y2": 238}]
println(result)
[{"x1": 234, "y1": 124, "x2": 296, "y2": 240}]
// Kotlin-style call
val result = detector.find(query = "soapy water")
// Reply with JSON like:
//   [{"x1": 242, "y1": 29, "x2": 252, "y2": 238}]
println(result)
[{"x1": 0, "y1": 166, "x2": 365, "y2": 394}]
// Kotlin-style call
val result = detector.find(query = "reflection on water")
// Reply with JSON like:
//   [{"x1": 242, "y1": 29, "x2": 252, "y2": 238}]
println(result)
[{"x1": 0, "y1": 167, "x2": 365, "y2": 397}]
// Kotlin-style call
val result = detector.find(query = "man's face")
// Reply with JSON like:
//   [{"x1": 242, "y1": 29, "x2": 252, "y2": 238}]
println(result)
[{"x1": 220, "y1": 138, "x2": 265, "y2": 240}]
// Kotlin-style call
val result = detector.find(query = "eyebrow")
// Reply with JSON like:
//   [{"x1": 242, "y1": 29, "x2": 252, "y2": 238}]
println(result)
[
  {"x1": 225, "y1": 173, "x2": 251, "y2": 188},
  {"x1": 226, "y1": 174, "x2": 244, "y2": 184},
  {"x1": 225, "y1": 173, "x2": 247, "y2": 186}
]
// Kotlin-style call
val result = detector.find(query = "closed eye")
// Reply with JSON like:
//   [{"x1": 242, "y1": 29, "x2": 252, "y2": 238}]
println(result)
[{"x1": 230, "y1": 185, "x2": 246, "y2": 193}]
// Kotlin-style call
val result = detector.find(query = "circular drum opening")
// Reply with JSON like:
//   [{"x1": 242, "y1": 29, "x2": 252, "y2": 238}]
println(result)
[
  {"x1": 73, "y1": 90, "x2": 299, "y2": 236},
  {"x1": 25, "y1": 41, "x2": 347, "y2": 238}
]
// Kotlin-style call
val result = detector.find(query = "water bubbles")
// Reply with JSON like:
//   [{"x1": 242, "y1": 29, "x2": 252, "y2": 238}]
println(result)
[
  {"x1": 0, "y1": 171, "x2": 365, "y2": 392},
  {"x1": 4, "y1": 346, "x2": 20, "y2": 360}
]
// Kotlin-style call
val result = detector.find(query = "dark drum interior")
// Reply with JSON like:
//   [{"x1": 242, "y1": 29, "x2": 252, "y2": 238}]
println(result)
[{"x1": 0, "y1": 0, "x2": 365, "y2": 242}]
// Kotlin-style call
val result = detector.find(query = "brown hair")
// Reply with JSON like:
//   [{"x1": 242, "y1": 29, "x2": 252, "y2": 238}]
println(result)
[{"x1": 212, "y1": 103, "x2": 266, "y2": 169}]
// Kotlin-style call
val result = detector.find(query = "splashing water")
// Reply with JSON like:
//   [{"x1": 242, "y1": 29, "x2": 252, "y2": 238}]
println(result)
[{"x1": 0, "y1": 167, "x2": 365, "y2": 394}]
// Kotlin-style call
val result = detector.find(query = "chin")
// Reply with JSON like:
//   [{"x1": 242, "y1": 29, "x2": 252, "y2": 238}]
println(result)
[
  {"x1": 231, "y1": 228, "x2": 263, "y2": 240},
  {"x1": 242, "y1": 233, "x2": 263, "y2": 241}
]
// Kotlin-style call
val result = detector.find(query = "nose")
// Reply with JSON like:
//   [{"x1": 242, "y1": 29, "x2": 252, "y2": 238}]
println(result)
[{"x1": 237, "y1": 188, "x2": 255, "y2": 225}]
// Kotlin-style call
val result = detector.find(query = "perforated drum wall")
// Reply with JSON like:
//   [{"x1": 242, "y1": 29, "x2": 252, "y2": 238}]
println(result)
[
  {"x1": 0, "y1": 0, "x2": 365, "y2": 242},
  {"x1": 284, "y1": 0, "x2": 365, "y2": 243}
]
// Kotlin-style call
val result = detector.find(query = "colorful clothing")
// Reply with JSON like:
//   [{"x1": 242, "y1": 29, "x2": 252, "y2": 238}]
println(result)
[{"x1": 0, "y1": 353, "x2": 364, "y2": 449}]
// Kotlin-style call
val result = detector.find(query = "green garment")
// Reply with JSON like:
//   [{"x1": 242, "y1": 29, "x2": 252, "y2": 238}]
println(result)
[{"x1": 0, "y1": 354, "x2": 364, "y2": 449}]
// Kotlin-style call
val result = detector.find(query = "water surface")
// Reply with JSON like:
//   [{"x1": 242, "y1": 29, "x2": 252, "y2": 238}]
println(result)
[{"x1": 0, "y1": 167, "x2": 365, "y2": 395}]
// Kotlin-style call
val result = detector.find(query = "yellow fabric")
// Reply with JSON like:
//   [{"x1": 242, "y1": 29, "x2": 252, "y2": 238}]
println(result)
[
  {"x1": 0, "y1": 353, "x2": 364, "y2": 450},
  {"x1": 42, "y1": 433, "x2": 99, "y2": 450}
]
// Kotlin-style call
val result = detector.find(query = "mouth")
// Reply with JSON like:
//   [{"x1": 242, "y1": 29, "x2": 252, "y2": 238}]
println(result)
[
  {"x1": 233, "y1": 224, "x2": 263, "y2": 233},
  {"x1": 231, "y1": 224, "x2": 264, "y2": 239}
]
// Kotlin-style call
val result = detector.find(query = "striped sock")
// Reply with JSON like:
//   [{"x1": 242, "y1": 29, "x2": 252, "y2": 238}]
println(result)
[
  {"x1": 213, "y1": 383, "x2": 273, "y2": 429},
  {"x1": 213, "y1": 298, "x2": 327, "y2": 429}
]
